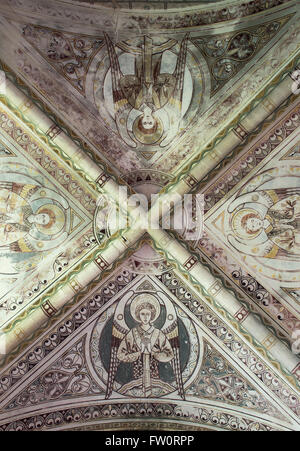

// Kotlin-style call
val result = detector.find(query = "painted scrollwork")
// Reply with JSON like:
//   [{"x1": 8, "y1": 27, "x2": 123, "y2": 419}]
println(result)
[
  {"x1": 22, "y1": 25, "x2": 103, "y2": 93},
  {"x1": 193, "y1": 18, "x2": 288, "y2": 93},
  {"x1": 186, "y1": 341, "x2": 283, "y2": 420},
  {"x1": 7, "y1": 340, "x2": 102, "y2": 409}
]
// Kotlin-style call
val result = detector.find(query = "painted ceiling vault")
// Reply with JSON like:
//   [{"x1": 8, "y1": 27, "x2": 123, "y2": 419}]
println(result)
[{"x1": 0, "y1": 0, "x2": 299, "y2": 432}]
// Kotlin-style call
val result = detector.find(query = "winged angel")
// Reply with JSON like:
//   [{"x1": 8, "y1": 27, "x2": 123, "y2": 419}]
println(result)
[
  {"x1": 105, "y1": 293, "x2": 185, "y2": 399},
  {"x1": 228, "y1": 187, "x2": 300, "y2": 259},
  {"x1": 105, "y1": 33, "x2": 189, "y2": 148}
]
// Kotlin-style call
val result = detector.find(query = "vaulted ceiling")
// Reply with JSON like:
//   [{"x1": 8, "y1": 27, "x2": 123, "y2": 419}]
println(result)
[{"x1": 0, "y1": 0, "x2": 299, "y2": 432}]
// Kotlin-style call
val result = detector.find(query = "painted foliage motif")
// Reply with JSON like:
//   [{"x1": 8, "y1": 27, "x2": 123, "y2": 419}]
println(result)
[
  {"x1": 22, "y1": 25, "x2": 103, "y2": 93},
  {"x1": 192, "y1": 16, "x2": 291, "y2": 94},
  {"x1": 1, "y1": 267, "x2": 296, "y2": 431}
]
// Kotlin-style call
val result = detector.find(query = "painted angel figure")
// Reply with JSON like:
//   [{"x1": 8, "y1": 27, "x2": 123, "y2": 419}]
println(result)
[
  {"x1": 105, "y1": 293, "x2": 185, "y2": 399},
  {"x1": 0, "y1": 180, "x2": 69, "y2": 274},
  {"x1": 104, "y1": 33, "x2": 189, "y2": 148},
  {"x1": 228, "y1": 187, "x2": 300, "y2": 259}
]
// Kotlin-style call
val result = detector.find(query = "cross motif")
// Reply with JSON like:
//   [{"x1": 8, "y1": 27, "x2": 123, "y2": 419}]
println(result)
[{"x1": 0, "y1": 57, "x2": 299, "y2": 385}]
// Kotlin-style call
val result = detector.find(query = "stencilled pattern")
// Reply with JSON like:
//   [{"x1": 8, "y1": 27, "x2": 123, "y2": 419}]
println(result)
[{"x1": 0, "y1": 0, "x2": 299, "y2": 432}]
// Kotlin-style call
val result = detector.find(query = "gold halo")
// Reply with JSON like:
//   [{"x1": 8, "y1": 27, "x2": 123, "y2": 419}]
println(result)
[
  {"x1": 36, "y1": 204, "x2": 66, "y2": 236},
  {"x1": 130, "y1": 294, "x2": 161, "y2": 323},
  {"x1": 231, "y1": 208, "x2": 262, "y2": 240},
  {"x1": 132, "y1": 114, "x2": 163, "y2": 145}
]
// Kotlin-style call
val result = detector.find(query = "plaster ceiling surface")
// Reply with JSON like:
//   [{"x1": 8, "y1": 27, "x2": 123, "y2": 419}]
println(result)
[{"x1": 0, "y1": 0, "x2": 299, "y2": 432}]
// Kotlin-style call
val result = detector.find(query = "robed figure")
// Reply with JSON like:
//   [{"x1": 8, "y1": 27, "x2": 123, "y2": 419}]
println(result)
[
  {"x1": 105, "y1": 293, "x2": 185, "y2": 399},
  {"x1": 228, "y1": 187, "x2": 300, "y2": 259},
  {"x1": 0, "y1": 179, "x2": 69, "y2": 274},
  {"x1": 104, "y1": 33, "x2": 189, "y2": 148}
]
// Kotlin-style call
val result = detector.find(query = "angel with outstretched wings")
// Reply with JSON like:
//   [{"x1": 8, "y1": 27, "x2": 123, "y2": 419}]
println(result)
[
  {"x1": 105, "y1": 293, "x2": 185, "y2": 399},
  {"x1": 104, "y1": 33, "x2": 189, "y2": 148}
]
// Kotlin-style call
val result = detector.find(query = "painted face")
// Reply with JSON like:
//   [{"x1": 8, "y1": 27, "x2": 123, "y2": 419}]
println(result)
[
  {"x1": 141, "y1": 113, "x2": 155, "y2": 130},
  {"x1": 246, "y1": 217, "x2": 263, "y2": 233},
  {"x1": 138, "y1": 308, "x2": 152, "y2": 326},
  {"x1": 33, "y1": 213, "x2": 50, "y2": 226}
]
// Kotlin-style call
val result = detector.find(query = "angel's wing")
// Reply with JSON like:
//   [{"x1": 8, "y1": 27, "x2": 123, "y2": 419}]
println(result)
[
  {"x1": 105, "y1": 318, "x2": 128, "y2": 399},
  {"x1": 160, "y1": 34, "x2": 189, "y2": 148},
  {"x1": 162, "y1": 316, "x2": 185, "y2": 400},
  {"x1": 104, "y1": 33, "x2": 137, "y2": 148}
]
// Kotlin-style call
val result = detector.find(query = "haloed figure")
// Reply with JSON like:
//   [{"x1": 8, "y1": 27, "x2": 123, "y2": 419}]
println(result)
[
  {"x1": 0, "y1": 182, "x2": 68, "y2": 255},
  {"x1": 104, "y1": 33, "x2": 189, "y2": 148},
  {"x1": 229, "y1": 188, "x2": 300, "y2": 258},
  {"x1": 116, "y1": 295, "x2": 174, "y2": 397}
]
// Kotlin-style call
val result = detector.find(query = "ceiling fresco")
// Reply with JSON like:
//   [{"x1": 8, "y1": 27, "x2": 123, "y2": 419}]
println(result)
[{"x1": 0, "y1": 0, "x2": 299, "y2": 432}]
